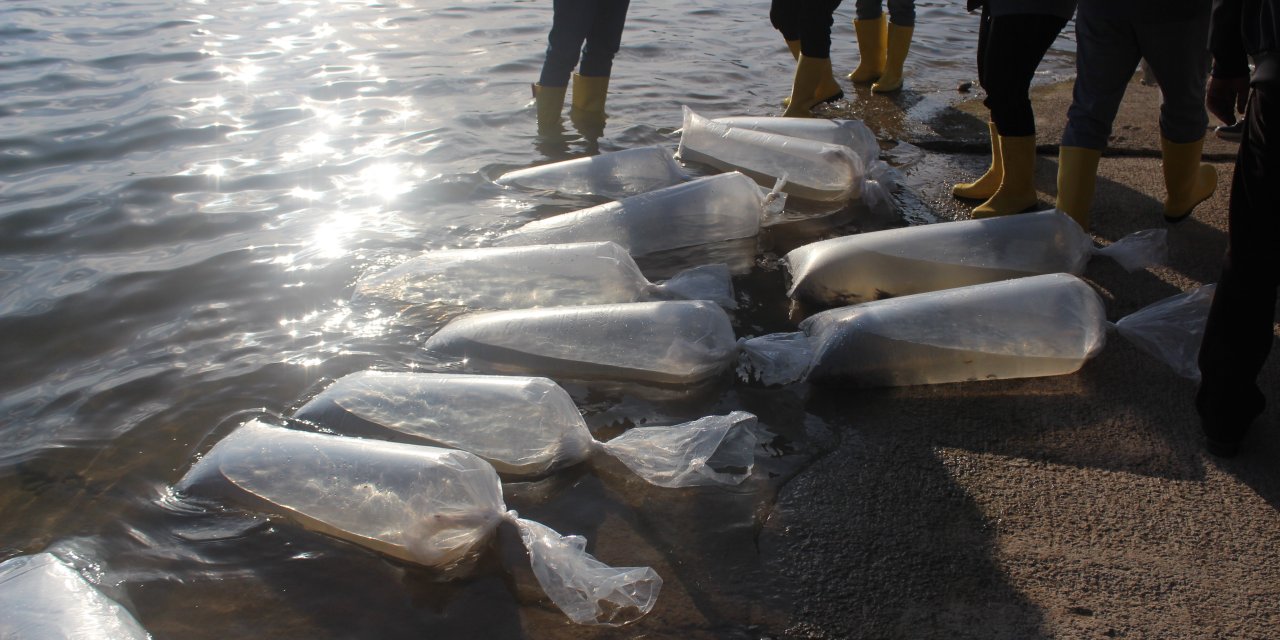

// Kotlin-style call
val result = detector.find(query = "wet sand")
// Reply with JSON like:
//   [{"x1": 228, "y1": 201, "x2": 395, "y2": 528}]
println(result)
[{"x1": 761, "y1": 77, "x2": 1280, "y2": 638}]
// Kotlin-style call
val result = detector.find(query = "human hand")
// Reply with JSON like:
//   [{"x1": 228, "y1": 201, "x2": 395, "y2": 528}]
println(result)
[{"x1": 1207, "y1": 76, "x2": 1250, "y2": 125}]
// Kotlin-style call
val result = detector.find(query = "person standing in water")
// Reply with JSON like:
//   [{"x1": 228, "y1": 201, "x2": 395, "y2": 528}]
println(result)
[
  {"x1": 531, "y1": 0, "x2": 631, "y2": 134},
  {"x1": 1196, "y1": 0, "x2": 1280, "y2": 457},
  {"x1": 846, "y1": 0, "x2": 916, "y2": 93},
  {"x1": 952, "y1": 0, "x2": 1076, "y2": 218},
  {"x1": 777, "y1": 1, "x2": 846, "y2": 117},
  {"x1": 1054, "y1": 0, "x2": 1216, "y2": 229}
]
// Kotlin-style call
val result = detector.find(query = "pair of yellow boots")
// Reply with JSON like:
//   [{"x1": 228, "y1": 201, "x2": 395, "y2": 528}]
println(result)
[
  {"x1": 848, "y1": 15, "x2": 913, "y2": 94},
  {"x1": 781, "y1": 15, "x2": 913, "y2": 117},
  {"x1": 955, "y1": 122, "x2": 1217, "y2": 225},
  {"x1": 531, "y1": 73, "x2": 609, "y2": 132}
]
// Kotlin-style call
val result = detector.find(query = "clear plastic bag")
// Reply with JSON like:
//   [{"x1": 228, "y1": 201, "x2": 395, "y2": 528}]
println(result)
[
  {"x1": 353, "y1": 241, "x2": 736, "y2": 312},
  {"x1": 494, "y1": 146, "x2": 688, "y2": 199},
  {"x1": 677, "y1": 107, "x2": 865, "y2": 202},
  {"x1": 294, "y1": 371, "x2": 762, "y2": 486},
  {"x1": 710, "y1": 116, "x2": 880, "y2": 168},
  {"x1": 497, "y1": 172, "x2": 782, "y2": 257},
  {"x1": 740, "y1": 273, "x2": 1109, "y2": 387},
  {"x1": 0, "y1": 553, "x2": 151, "y2": 640},
  {"x1": 1113, "y1": 283, "x2": 1214, "y2": 381},
  {"x1": 424, "y1": 300, "x2": 740, "y2": 385},
  {"x1": 176, "y1": 421, "x2": 662, "y2": 626},
  {"x1": 785, "y1": 210, "x2": 1167, "y2": 306}
]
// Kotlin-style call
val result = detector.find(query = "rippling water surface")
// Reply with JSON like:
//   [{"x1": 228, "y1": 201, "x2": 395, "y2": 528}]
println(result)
[{"x1": 0, "y1": 1, "x2": 1076, "y2": 637}]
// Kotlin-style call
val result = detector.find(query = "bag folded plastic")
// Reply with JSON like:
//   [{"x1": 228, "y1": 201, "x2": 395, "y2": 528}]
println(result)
[
  {"x1": 740, "y1": 273, "x2": 1110, "y2": 387},
  {"x1": 785, "y1": 210, "x2": 1167, "y2": 306},
  {"x1": 0, "y1": 553, "x2": 150, "y2": 640},
  {"x1": 293, "y1": 371, "x2": 762, "y2": 486},
  {"x1": 1113, "y1": 283, "x2": 1214, "y2": 381},
  {"x1": 423, "y1": 300, "x2": 739, "y2": 385},
  {"x1": 677, "y1": 107, "x2": 868, "y2": 202},
  {"x1": 176, "y1": 420, "x2": 661, "y2": 626},
  {"x1": 494, "y1": 146, "x2": 688, "y2": 199},
  {"x1": 353, "y1": 241, "x2": 736, "y2": 312},
  {"x1": 497, "y1": 172, "x2": 783, "y2": 257}
]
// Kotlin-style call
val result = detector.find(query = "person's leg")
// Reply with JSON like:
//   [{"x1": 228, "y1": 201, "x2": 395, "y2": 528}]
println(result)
[
  {"x1": 848, "y1": 0, "x2": 886, "y2": 82},
  {"x1": 778, "y1": 0, "x2": 843, "y2": 106},
  {"x1": 871, "y1": 0, "x2": 914, "y2": 92},
  {"x1": 538, "y1": 0, "x2": 591, "y2": 88},
  {"x1": 578, "y1": 0, "x2": 630, "y2": 79},
  {"x1": 1136, "y1": 13, "x2": 1216, "y2": 221},
  {"x1": 1197, "y1": 82, "x2": 1280, "y2": 456},
  {"x1": 970, "y1": 13, "x2": 1067, "y2": 217},
  {"x1": 1056, "y1": 13, "x2": 1141, "y2": 224},
  {"x1": 954, "y1": 6, "x2": 1001, "y2": 200},
  {"x1": 784, "y1": 0, "x2": 844, "y2": 117}
]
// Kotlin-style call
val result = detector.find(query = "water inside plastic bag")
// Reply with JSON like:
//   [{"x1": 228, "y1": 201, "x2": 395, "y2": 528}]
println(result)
[
  {"x1": 353, "y1": 241, "x2": 735, "y2": 314},
  {"x1": 0, "y1": 553, "x2": 150, "y2": 640},
  {"x1": 494, "y1": 146, "x2": 688, "y2": 199},
  {"x1": 294, "y1": 371, "x2": 762, "y2": 486},
  {"x1": 497, "y1": 172, "x2": 777, "y2": 256},
  {"x1": 785, "y1": 210, "x2": 1164, "y2": 306},
  {"x1": 176, "y1": 421, "x2": 662, "y2": 625},
  {"x1": 677, "y1": 107, "x2": 864, "y2": 202},
  {"x1": 423, "y1": 300, "x2": 739, "y2": 385}
]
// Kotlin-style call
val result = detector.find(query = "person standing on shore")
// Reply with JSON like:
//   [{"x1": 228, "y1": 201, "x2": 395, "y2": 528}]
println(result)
[
  {"x1": 779, "y1": 1, "x2": 848, "y2": 117},
  {"x1": 951, "y1": 0, "x2": 1076, "y2": 218},
  {"x1": 846, "y1": 0, "x2": 916, "y2": 93},
  {"x1": 531, "y1": 0, "x2": 631, "y2": 134},
  {"x1": 772, "y1": 1, "x2": 846, "y2": 110},
  {"x1": 1054, "y1": 0, "x2": 1216, "y2": 230},
  {"x1": 1196, "y1": 0, "x2": 1280, "y2": 457}
]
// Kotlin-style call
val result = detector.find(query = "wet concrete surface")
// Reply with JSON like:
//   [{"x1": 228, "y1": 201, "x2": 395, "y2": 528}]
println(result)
[{"x1": 759, "y1": 76, "x2": 1280, "y2": 638}]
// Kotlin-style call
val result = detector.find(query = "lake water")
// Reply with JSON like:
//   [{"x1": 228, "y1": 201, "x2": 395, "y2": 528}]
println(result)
[{"x1": 0, "y1": 1, "x2": 1076, "y2": 637}]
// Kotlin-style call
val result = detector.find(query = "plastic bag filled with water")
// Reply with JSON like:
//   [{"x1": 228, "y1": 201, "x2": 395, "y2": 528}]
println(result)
[
  {"x1": 785, "y1": 210, "x2": 1167, "y2": 306},
  {"x1": 353, "y1": 241, "x2": 736, "y2": 313},
  {"x1": 740, "y1": 273, "x2": 1109, "y2": 387},
  {"x1": 496, "y1": 172, "x2": 782, "y2": 257},
  {"x1": 494, "y1": 146, "x2": 688, "y2": 199},
  {"x1": 0, "y1": 553, "x2": 151, "y2": 640},
  {"x1": 294, "y1": 371, "x2": 761, "y2": 487},
  {"x1": 711, "y1": 115, "x2": 880, "y2": 170},
  {"x1": 423, "y1": 300, "x2": 739, "y2": 385},
  {"x1": 175, "y1": 420, "x2": 661, "y2": 626},
  {"x1": 677, "y1": 107, "x2": 866, "y2": 202}
]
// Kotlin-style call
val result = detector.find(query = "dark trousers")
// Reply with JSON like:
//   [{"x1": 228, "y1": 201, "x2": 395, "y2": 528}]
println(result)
[
  {"x1": 1197, "y1": 80, "x2": 1280, "y2": 441},
  {"x1": 538, "y1": 0, "x2": 631, "y2": 87},
  {"x1": 770, "y1": 0, "x2": 845, "y2": 58},
  {"x1": 977, "y1": 8, "x2": 1069, "y2": 137}
]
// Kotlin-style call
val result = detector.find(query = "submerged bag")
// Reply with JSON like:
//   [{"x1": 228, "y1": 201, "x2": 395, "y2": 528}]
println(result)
[
  {"x1": 423, "y1": 300, "x2": 739, "y2": 385},
  {"x1": 677, "y1": 107, "x2": 867, "y2": 202},
  {"x1": 785, "y1": 210, "x2": 1167, "y2": 306},
  {"x1": 353, "y1": 241, "x2": 736, "y2": 312},
  {"x1": 494, "y1": 146, "x2": 688, "y2": 199},
  {"x1": 176, "y1": 421, "x2": 662, "y2": 626},
  {"x1": 0, "y1": 553, "x2": 150, "y2": 640},
  {"x1": 294, "y1": 371, "x2": 762, "y2": 486},
  {"x1": 497, "y1": 172, "x2": 784, "y2": 257}
]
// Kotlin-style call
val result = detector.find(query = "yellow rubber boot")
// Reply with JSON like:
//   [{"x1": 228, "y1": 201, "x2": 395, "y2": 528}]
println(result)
[
  {"x1": 872, "y1": 23, "x2": 913, "y2": 93},
  {"x1": 973, "y1": 135, "x2": 1038, "y2": 218},
  {"x1": 952, "y1": 122, "x2": 1003, "y2": 200},
  {"x1": 848, "y1": 16, "x2": 886, "y2": 83},
  {"x1": 782, "y1": 55, "x2": 829, "y2": 118},
  {"x1": 1055, "y1": 145, "x2": 1102, "y2": 230},
  {"x1": 570, "y1": 73, "x2": 609, "y2": 116},
  {"x1": 782, "y1": 40, "x2": 844, "y2": 107},
  {"x1": 1161, "y1": 136, "x2": 1217, "y2": 222},
  {"x1": 531, "y1": 83, "x2": 566, "y2": 133}
]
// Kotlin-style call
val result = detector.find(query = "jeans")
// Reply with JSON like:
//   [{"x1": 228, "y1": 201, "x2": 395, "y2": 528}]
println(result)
[
  {"x1": 854, "y1": 0, "x2": 915, "y2": 26},
  {"x1": 538, "y1": 0, "x2": 631, "y2": 87}
]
